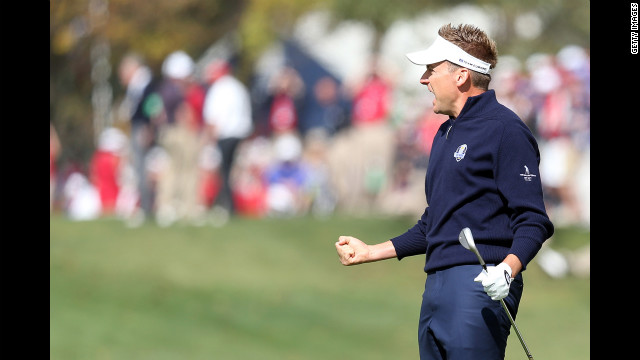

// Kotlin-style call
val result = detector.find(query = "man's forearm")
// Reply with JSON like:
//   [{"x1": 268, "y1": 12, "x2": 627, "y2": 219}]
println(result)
[
  {"x1": 503, "y1": 254, "x2": 523, "y2": 277},
  {"x1": 368, "y1": 240, "x2": 398, "y2": 262}
]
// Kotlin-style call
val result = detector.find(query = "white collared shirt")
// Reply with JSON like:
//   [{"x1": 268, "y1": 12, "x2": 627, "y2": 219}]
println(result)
[{"x1": 203, "y1": 74, "x2": 253, "y2": 139}]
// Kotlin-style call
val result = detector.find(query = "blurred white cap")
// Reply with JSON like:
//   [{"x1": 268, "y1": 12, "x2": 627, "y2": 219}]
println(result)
[
  {"x1": 162, "y1": 50, "x2": 194, "y2": 79},
  {"x1": 98, "y1": 127, "x2": 127, "y2": 153}
]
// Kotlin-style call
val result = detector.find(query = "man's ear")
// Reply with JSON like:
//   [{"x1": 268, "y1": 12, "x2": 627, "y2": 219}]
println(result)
[{"x1": 456, "y1": 68, "x2": 471, "y2": 85}]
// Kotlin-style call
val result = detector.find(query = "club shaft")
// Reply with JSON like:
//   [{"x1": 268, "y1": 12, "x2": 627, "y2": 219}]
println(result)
[
  {"x1": 476, "y1": 251, "x2": 533, "y2": 359},
  {"x1": 500, "y1": 299, "x2": 534, "y2": 359}
]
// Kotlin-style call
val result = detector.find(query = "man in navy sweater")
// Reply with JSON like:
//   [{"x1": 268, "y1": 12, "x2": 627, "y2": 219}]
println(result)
[{"x1": 335, "y1": 23, "x2": 553, "y2": 359}]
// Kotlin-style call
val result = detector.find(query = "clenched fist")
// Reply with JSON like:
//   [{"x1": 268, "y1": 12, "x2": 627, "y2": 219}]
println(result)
[{"x1": 335, "y1": 236, "x2": 369, "y2": 265}]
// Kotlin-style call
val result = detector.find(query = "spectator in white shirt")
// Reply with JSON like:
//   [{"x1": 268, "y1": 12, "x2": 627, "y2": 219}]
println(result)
[{"x1": 202, "y1": 59, "x2": 254, "y2": 216}]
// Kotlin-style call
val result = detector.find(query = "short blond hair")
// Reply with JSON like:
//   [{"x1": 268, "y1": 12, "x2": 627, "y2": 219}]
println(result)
[{"x1": 438, "y1": 23, "x2": 498, "y2": 90}]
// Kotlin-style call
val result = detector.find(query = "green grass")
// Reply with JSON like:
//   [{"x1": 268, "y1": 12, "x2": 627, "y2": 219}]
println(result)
[{"x1": 50, "y1": 214, "x2": 590, "y2": 359}]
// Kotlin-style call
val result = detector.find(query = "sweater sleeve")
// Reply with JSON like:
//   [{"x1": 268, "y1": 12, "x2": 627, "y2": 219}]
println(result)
[
  {"x1": 495, "y1": 122, "x2": 554, "y2": 269},
  {"x1": 390, "y1": 207, "x2": 429, "y2": 260}
]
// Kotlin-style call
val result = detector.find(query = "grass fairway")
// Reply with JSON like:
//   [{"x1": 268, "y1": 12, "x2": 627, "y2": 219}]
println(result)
[{"x1": 50, "y1": 214, "x2": 589, "y2": 359}]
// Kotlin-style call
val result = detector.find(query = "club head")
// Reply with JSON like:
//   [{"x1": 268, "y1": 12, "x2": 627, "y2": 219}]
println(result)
[
  {"x1": 458, "y1": 227, "x2": 477, "y2": 251},
  {"x1": 459, "y1": 227, "x2": 487, "y2": 270}
]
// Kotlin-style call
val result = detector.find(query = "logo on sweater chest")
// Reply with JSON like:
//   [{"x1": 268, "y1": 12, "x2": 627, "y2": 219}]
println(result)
[{"x1": 453, "y1": 144, "x2": 467, "y2": 162}]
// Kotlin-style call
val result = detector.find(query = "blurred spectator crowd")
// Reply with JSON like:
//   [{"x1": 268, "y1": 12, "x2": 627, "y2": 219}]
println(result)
[{"x1": 50, "y1": 44, "x2": 590, "y2": 234}]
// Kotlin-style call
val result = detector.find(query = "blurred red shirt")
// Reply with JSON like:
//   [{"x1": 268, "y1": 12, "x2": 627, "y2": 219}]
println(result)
[
  {"x1": 90, "y1": 150, "x2": 121, "y2": 215},
  {"x1": 351, "y1": 74, "x2": 391, "y2": 126}
]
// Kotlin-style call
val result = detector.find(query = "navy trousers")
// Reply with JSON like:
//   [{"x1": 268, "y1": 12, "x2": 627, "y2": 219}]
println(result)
[{"x1": 418, "y1": 264, "x2": 524, "y2": 360}]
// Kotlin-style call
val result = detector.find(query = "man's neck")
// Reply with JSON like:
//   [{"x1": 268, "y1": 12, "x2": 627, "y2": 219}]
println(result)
[{"x1": 451, "y1": 88, "x2": 486, "y2": 119}]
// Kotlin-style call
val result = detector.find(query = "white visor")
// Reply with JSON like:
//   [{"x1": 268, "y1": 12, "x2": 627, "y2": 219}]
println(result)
[{"x1": 406, "y1": 35, "x2": 492, "y2": 74}]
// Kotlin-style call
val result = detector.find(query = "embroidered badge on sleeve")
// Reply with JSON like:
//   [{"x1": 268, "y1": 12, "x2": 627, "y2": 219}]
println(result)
[{"x1": 519, "y1": 165, "x2": 537, "y2": 181}]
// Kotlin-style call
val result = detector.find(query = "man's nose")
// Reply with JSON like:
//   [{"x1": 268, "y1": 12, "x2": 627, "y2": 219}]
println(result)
[{"x1": 420, "y1": 71, "x2": 430, "y2": 86}]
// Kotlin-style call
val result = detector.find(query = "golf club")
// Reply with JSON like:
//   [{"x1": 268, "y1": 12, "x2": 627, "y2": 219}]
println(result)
[{"x1": 459, "y1": 227, "x2": 534, "y2": 360}]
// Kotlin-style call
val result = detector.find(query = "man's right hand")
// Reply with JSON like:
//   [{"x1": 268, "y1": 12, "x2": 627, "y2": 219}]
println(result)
[
  {"x1": 336, "y1": 237, "x2": 398, "y2": 266},
  {"x1": 335, "y1": 236, "x2": 370, "y2": 265}
]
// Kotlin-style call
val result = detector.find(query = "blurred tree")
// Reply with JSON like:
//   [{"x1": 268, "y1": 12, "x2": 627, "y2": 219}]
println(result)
[
  {"x1": 51, "y1": 0, "x2": 99, "y2": 168},
  {"x1": 327, "y1": 0, "x2": 433, "y2": 53},
  {"x1": 237, "y1": 0, "x2": 328, "y2": 80},
  {"x1": 327, "y1": 0, "x2": 589, "y2": 60},
  {"x1": 105, "y1": 0, "x2": 248, "y2": 70},
  {"x1": 51, "y1": 0, "x2": 247, "y2": 167},
  {"x1": 473, "y1": 0, "x2": 590, "y2": 59}
]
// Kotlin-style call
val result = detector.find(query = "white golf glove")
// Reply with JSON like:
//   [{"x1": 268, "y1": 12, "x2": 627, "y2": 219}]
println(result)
[{"x1": 474, "y1": 262, "x2": 513, "y2": 300}]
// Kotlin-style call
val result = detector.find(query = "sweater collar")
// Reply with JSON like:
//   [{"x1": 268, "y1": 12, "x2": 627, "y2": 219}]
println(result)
[{"x1": 450, "y1": 89, "x2": 496, "y2": 121}]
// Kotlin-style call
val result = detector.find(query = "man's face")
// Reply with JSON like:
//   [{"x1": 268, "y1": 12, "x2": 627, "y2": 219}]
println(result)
[
  {"x1": 420, "y1": 61, "x2": 459, "y2": 117},
  {"x1": 118, "y1": 58, "x2": 139, "y2": 87}
]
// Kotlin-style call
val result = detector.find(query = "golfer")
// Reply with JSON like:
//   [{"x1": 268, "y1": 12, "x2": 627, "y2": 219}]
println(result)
[{"x1": 335, "y1": 23, "x2": 553, "y2": 360}]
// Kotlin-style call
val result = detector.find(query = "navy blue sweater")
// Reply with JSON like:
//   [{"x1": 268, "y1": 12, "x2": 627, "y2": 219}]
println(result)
[{"x1": 390, "y1": 90, "x2": 553, "y2": 273}]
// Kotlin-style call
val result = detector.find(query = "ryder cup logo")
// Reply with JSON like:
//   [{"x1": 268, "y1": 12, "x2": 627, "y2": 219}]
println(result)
[{"x1": 454, "y1": 144, "x2": 467, "y2": 162}]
